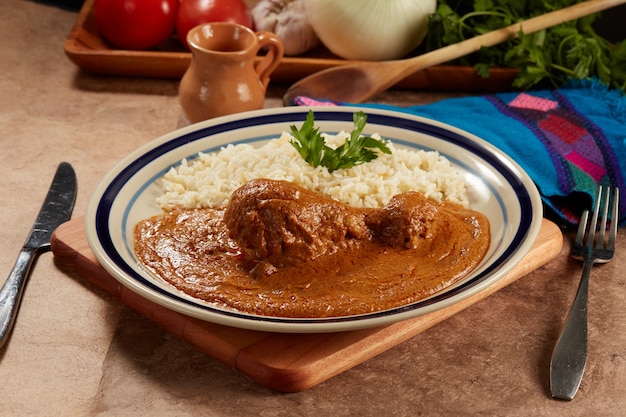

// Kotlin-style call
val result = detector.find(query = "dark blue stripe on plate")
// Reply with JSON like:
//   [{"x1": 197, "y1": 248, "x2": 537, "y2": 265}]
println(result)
[{"x1": 94, "y1": 110, "x2": 535, "y2": 325}]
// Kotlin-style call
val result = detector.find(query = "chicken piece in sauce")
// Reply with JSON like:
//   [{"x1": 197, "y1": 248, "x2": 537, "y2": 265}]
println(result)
[{"x1": 224, "y1": 178, "x2": 452, "y2": 269}]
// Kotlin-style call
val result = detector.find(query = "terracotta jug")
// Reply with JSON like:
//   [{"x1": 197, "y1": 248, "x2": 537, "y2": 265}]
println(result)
[{"x1": 179, "y1": 22, "x2": 284, "y2": 124}]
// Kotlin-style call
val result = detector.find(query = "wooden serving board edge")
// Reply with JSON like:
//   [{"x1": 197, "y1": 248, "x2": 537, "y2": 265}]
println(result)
[{"x1": 51, "y1": 217, "x2": 563, "y2": 392}]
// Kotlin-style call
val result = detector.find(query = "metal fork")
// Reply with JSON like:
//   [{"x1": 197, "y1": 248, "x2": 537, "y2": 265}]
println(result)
[{"x1": 550, "y1": 186, "x2": 619, "y2": 400}]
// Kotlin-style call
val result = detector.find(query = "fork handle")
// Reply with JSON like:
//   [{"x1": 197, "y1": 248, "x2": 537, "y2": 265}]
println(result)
[{"x1": 549, "y1": 259, "x2": 592, "y2": 400}]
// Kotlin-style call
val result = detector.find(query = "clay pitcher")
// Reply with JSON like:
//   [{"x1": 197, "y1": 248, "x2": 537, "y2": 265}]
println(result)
[{"x1": 179, "y1": 22, "x2": 284, "y2": 123}]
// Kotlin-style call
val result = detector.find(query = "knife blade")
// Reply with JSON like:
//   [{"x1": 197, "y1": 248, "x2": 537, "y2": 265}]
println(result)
[{"x1": 0, "y1": 162, "x2": 77, "y2": 348}]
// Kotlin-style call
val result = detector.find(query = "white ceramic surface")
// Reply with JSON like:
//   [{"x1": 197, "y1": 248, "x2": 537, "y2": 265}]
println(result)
[{"x1": 85, "y1": 106, "x2": 543, "y2": 333}]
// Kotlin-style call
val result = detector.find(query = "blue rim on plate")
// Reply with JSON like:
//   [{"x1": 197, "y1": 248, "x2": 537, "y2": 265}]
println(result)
[{"x1": 85, "y1": 106, "x2": 543, "y2": 333}]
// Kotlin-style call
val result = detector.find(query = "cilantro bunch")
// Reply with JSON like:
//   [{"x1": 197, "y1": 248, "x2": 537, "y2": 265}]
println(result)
[
  {"x1": 289, "y1": 111, "x2": 391, "y2": 173},
  {"x1": 425, "y1": 0, "x2": 626, "y2": 92}
]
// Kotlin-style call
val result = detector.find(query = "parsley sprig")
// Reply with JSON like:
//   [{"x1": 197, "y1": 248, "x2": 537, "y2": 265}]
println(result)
[
  {"x1": 425, "y1": 0, "x2": 626, "y2": 92},
  {"x1": 289, "y1": 111, "x2": 391, "y2": 173}
]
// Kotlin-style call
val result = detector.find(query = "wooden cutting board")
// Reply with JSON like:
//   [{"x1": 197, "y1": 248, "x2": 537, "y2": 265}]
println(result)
[{"x1": 50, "y1": 217, "x2": 562, "y2": 392}]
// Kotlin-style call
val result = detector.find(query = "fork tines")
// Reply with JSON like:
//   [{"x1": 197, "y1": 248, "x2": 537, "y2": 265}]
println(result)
[
  {"x1": 575, "y1": 186, "x2": 619, "y2": 263},
  {"x1": 594, "y1": 186, "x2": 619, "y2": 251}
]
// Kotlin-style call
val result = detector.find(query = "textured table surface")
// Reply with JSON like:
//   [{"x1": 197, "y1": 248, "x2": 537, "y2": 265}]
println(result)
[{"x1": 1, "y1": 1, "x2": 625, "y2": 416}]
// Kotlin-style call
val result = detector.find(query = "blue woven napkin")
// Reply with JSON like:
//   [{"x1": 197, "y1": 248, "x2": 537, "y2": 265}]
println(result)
[{"x1": 292, "y1": 79, "x2": 626, "y2": 228}]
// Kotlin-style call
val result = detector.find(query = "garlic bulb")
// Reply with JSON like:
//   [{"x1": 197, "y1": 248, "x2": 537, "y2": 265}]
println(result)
[
  {"x1": 251, "y1": 0, "x2": 319, "y2": 56},
  {"x1": 303, "y1": 0, "x2": 436, "y2": 61}
]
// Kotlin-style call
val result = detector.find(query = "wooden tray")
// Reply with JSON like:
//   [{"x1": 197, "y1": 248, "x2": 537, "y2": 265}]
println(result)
[
  {"x1": 50, "y1": 217, "x2": 562, "y2": 392},
  {"x1": 64, "y1": 0, "x2": 518, "y2": 91}
]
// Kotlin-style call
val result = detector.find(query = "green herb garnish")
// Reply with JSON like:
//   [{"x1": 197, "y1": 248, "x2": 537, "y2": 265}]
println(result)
[
  {"x1": 289, "y1": 111, "x2": 391, "y2": 173},
  {"x1": 425, "y1": 0, "x2": 626, "y2": 92}
]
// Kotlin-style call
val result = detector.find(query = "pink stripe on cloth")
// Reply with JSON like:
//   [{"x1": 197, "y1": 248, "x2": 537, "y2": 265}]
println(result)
[
  {"x1": 509, "y1": 93, "x2": 558, "y2": 112},
  {"x1": 293, "y1": 96, "x2": 340, "y2": 107},
  {"x1": 566, "y1": 150, "x2": 607, "y2": 182}
]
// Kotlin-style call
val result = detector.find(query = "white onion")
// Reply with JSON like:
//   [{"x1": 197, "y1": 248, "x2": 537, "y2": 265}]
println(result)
[{"x1": 303, "y1": 0, "x2": 436, "y2": 61}]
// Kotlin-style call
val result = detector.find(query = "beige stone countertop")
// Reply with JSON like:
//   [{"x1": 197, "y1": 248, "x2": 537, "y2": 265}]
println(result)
[{"x1": 1, "y1": 1, "x2": 625, "y2": 416}]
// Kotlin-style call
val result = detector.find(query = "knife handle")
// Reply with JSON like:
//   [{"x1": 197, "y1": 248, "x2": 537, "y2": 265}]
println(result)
[{"x1": 0, "y1": 248, "x2": 37, "y2": 348}]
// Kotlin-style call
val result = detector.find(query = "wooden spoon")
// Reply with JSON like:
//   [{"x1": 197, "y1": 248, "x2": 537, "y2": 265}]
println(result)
[{"x1": 283, "y1": 0, "x2": 626, "y2": 105}]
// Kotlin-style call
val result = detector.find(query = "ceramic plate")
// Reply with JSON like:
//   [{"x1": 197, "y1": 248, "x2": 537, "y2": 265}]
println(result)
[{"x1": 85, "y1": 106, "x2": 543, "y2": 333}]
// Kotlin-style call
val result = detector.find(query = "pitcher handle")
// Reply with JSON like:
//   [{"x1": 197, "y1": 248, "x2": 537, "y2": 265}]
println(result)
[{"x1": 254, "y1": 32, "x2": 284, "y2": 90}]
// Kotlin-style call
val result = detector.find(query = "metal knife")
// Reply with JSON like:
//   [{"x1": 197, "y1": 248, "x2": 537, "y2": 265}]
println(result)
[{"x1": 0, "y1": 162, "x2": 77, "y2": 349}]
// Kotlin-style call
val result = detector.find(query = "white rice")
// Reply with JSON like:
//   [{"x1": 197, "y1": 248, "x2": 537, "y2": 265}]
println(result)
[{"x1": 156, "y1": 131, "x2": 468, "y2": 211}]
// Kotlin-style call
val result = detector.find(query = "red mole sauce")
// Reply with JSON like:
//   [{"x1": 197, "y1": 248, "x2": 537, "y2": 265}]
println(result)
[{"x1": 134, "y1": 179, "x2": 490, "y2": 318}]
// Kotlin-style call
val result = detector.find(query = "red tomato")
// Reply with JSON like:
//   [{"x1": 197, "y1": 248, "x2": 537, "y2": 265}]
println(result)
[
  {"x1": 176, "y1": 0, "x2": 253, "y2": 49},
  {"x1": 94, "y1": 0, "x2": 178, "y2": 50}
]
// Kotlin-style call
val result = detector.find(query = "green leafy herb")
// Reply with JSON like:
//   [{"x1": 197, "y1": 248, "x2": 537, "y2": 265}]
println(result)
[
  {"x1": 425, "y1": 0, "x2": 626, "y2": 92},
  {"x1": 289, "y1": 111, "x2": 391, "y2": 172}
]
